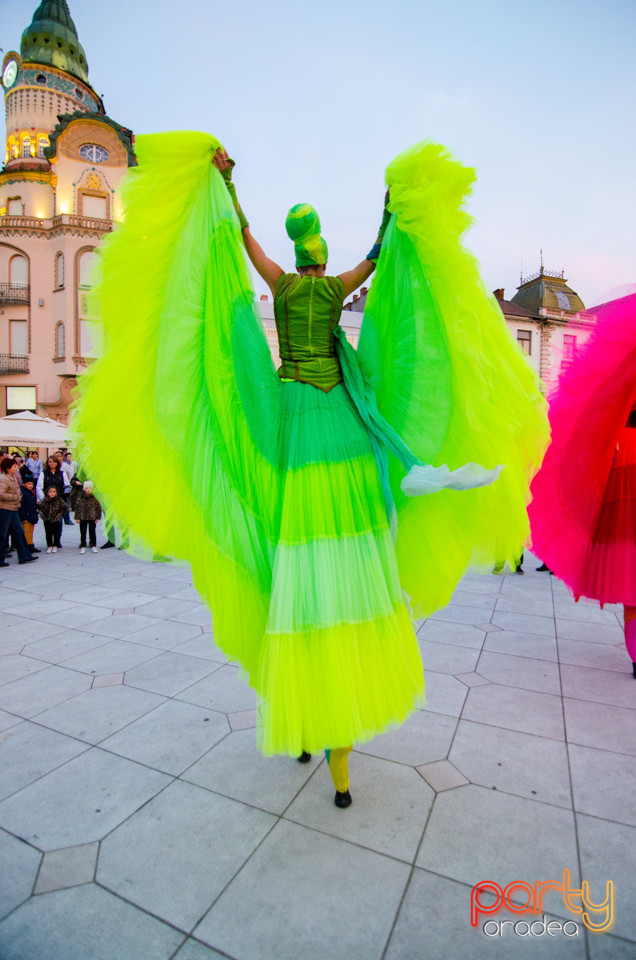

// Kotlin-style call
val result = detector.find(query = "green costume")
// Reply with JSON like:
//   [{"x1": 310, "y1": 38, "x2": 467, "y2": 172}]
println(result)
[
  {"x1": 71, "y1": 133, "x2": 548, "y2": 766},
  {"x1": 275, "y1": 274, "x2": 344, "y2": 391}
]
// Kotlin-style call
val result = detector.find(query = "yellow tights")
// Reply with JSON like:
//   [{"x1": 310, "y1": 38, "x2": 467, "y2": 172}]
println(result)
[{"x1": 326, "y1": 745, "x2": 352, "y2": 792}]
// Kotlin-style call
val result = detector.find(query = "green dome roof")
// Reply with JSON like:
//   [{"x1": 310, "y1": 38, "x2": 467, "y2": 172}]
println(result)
[{"x1": 20, "y1": 1, "x2": 88, "y2": 83}]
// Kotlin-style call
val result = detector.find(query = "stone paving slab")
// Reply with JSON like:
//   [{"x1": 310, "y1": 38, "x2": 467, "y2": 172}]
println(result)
[{"x1": 0, "y1": 542, "x2": 634, "y2": 958}]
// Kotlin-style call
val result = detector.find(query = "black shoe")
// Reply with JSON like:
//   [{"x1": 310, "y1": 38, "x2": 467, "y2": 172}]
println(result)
[
  {"x1": 334, "y1": 790, "x2": 352, "y2": 808},
  {"x1": 297, "y1": 751, "x2": 312, "y2": 763},
  {"x1": 64, "y1": 519, "x2": 74, "y2": 525},
  {"x1": 30, "y1": 546, "x2": 41, "y2": 553},
  {"x1": 515, "y1": 566, "x2": 524, "y2": 575},
  {"x1": 0, "y1": 562, "x2": 9, "y2": 568},
  {"x1": 536, "y1": 563, "x2": 550, "y2": 572},
  {"x1": 632, "y1": 662, "x2": 636, "y2": 680},
  {"x1": 101, "y1": 541, "x2": 115, "y2": 549},
  {"x1": 19, "y1": 556, "x2": 38, "y2": 564}
]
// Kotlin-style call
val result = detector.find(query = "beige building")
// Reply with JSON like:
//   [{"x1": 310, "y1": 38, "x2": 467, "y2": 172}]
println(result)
[
  {"x1": 494, "y1": 267, "x2": 597, "y2": 389},
  {"x1": 0, "y1": 0, "x2": 134, "y2": 425}
]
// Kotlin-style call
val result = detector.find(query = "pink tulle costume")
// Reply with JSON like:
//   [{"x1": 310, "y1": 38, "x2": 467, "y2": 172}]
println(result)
[{"x1": 528, "y1": 293, "x2": 636, "y2": 674}]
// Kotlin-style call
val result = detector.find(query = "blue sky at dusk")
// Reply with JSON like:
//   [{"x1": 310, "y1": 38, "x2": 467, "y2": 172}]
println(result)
[{"x1": 2, "y1": 0, "x2": 635, "y2": 306}]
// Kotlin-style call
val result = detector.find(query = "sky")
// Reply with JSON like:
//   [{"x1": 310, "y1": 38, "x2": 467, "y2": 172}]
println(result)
[{"x1": 2, "y1": 0, "x2": 635, "y2": 307}]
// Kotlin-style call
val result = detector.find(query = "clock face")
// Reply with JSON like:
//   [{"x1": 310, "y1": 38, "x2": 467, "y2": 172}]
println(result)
[{"x1": 2, "y1": 60, "x2": 18, "y2": 89}]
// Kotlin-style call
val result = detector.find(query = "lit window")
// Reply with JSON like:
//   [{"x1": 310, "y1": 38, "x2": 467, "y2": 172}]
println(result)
[
  {"x1": 38, "y1": 137, "x2": 48, "y2": 158},
  {"x1": 22, "y1": 137, "x2": 31, "y2": 158},
  {"x1": 516, "y1": 329, "x2": 532, "y2": 355}
]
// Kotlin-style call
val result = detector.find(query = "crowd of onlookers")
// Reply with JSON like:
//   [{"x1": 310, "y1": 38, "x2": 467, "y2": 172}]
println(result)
[{"x1": 0, "y1": 448, "x2": 105, "y2": 568}]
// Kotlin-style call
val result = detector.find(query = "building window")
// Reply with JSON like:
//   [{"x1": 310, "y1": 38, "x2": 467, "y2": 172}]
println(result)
[
  {"x1": 9, "y1": 320, "x2": 28, "y2": 356},
  {"x1": 563, "y1": 334, "x2": 577, "y2": 362},
  {"x1": 516, "y1": 329, "x2": 532, "y2": 355},
  {"x1": 38, "y1": 137, "x2": 48, "y2": 158},
  {"x1": 7, "y1": 197, "x2": 23, "y2": 215},
  {"x1": 9, "y1": 255, "x2": 28, "y2": 285},
  {"x1": 79, "y1": 143, "x2": 109, "y2": 163},
  {"x1": 81, "y1": 194, "x2": 108, "y2": 219},
  {"x1": 56, "y1": 323, "x2": 65, "y2": 358},
  {"x1": 55, "y1": 252, "x2": 64, "y2": 288},
  {"x1": 78, "y1": 249, "x2": 99, "y2": 358},
  {"x1": 6, "y1": 386, "x2": 36, "y2": 415},
  {"x1": 22, "y1": 137, "x2": 32, "y2": 158}
]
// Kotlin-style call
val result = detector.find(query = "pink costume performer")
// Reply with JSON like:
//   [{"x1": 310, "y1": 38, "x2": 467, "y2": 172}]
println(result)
[{"x1": 528, "y1": 293, "x2": 636, "y2": 675}]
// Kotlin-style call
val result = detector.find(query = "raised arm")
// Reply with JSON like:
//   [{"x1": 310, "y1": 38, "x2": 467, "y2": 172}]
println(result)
[
  {"x1": 212, "y1": 148, "x2": 284, "y2": 296},
  {"x1": 338, "y1": 260, "x2": 375, "y2": 299},
  {"x1": 338, "y1": 190, "x2": 391, "y2": 300}
]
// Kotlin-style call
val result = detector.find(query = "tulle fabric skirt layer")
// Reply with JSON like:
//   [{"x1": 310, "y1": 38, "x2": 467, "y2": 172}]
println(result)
[
  {"x1": 577, "y1": 427, "x2": 636, "y2": 603},
  {"x1": 254, "y1": 382, "x2": 425, "y2": 756}
]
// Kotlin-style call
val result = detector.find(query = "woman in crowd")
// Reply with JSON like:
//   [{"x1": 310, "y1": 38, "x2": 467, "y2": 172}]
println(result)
[{"x1": 0, "y1": 458, "x2": 38, "y2": 567}]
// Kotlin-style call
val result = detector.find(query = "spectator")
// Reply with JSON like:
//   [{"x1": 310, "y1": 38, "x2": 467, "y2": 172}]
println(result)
[
  {"x1": 36, "y1": 456, "x2": 66, "y2": 501},
  {"x1": 12, "y1": 456, "x2": 25, "y2": 487},
  {"x1": 37, "y1": 486, "x2": 66, "y2": 553},
  {"x1": 18, "y1": 477, "x2": 40, "y2": 552},
  {"x1": 74, "y1": 481, "x2": 102, "y2": 554},
  {"x1": 60, "y1": 454, "x2": 75, "y2": 526},
  {"x1": 69, "y1": 472, "x2": 84, "y2": 513},
  {"x1": 0, "y1": 458, "x2": 38, "y2": 566},
  {"x1": 63, "y1": 452, "x2": 78, "y2": 477},
  {"x1": 25, "y1": 451, "x2": 43, "y2": 481}
]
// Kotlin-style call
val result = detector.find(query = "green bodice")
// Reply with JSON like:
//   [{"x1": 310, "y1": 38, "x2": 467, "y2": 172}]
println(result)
[{"x1": 274, "y1": 273, "x2": 345, "y2": 392}]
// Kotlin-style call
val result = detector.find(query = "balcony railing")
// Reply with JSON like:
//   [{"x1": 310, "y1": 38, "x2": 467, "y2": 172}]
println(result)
[
  {"x1": 0, "y1": 353, "x2": 29, "y2": 374},
  {"x1": 0, "y1": 282, "x2": 29, "y2": 304},
  {"x1": 0, "y1": 214, "x2": 113, "y2": 233}
]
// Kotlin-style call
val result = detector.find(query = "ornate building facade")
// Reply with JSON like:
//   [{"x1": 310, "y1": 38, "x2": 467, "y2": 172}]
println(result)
[{"x1": 0, "y1": 0, "x2": 134, "y2": 423}]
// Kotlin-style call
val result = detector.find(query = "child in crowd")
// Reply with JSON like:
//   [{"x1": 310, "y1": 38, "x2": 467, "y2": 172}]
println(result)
[
  {"x1": 74, "y1": 481, "x2": 102, "y2": 554},
  {"x1": 18, "y1": 478, "x2": 40, "y2": 553},
  {"x1": 37, "y1": 485, "x2": 67, "y2": 553}
]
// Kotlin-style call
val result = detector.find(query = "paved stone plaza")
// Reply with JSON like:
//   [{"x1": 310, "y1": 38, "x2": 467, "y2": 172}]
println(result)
[{"x1": 0, "y1": 526, "x2": 634, "y2": 960}]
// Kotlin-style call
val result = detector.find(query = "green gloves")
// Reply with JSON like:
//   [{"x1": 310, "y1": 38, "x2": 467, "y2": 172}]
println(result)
[
  {"x1": 366, "y1": 190, "x2": 391, "y2": 263},
  {"x1": 220, "y1": 160, "x2": 249, "y2": 231}
]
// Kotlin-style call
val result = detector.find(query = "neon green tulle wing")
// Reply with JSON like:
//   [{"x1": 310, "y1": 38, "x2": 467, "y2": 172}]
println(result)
[
  {"x1": 358, "y1": 141, "x2": 549, "y2": 616},
  {"x1": 72, "y1": 132, "x2": 281, "y2": 670}
]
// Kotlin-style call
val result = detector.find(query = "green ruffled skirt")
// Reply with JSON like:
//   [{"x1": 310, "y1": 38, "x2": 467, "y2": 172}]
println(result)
[{"x1": 258, "y1": 381, "x2": 424, "y2": 754}]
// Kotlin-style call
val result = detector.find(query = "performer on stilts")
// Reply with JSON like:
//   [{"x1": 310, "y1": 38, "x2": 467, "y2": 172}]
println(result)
[
  {"x1": 529, "y1": 292, "x2": 636, "y2": 677},
  {"x1": 72, "y1": 134, "x2": 548, "y2": 806}
]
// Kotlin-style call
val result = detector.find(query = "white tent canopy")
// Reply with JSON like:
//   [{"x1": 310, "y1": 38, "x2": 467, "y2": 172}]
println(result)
[{"x1": 0, "y1": 411, "x2": 72, "y2": 447}]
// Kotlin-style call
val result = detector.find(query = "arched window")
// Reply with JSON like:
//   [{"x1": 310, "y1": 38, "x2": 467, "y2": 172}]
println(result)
[
  {"x1": 78, "y1": 248, "x2": 99, "y2": 358},
  {"x1": 22, "y1": 137, "x2": 32, "y2": 158},
  {"x1": 56, "y1": 323, "x2": 65, "y2": 358},
  {"x1": 7, "y1": 197, "x2": 23, "y2": 215},
  {"x1": 9, "y1": 255, "x2": 28, "y2": 285},
  {"x1": 38, "y1": 137, "x2": 48, "y2": 159},
  {"x1": 55, "y1": 252, "x2": 64, "y2": 288}
]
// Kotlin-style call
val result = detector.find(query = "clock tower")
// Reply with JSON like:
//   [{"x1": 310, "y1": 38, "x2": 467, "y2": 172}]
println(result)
[{"x1": 0, "y1": 1, "x2": 135, "y2": 426}]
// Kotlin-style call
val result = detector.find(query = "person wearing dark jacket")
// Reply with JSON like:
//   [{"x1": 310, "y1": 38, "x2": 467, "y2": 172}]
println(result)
[
  {"x1": 37, "y1": 486, "x2": 67, "y2": 552},
  {"x1": 36, "y1": 457, "x2": 66, "y2": 501},
  {"x1": 74, "y1": 481, "x2": 102, "y2": 553},
  {"x1": 18, "y1": 478, "x2": 40, "y2": 553},
  {"x1": 68, "y1": 472, "x2": 85, "y2": 513}
]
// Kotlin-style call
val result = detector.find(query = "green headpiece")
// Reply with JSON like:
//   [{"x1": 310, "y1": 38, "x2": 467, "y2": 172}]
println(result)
[{"x1": 285, "y1": 204, "x2": 328, "y2": 267}]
